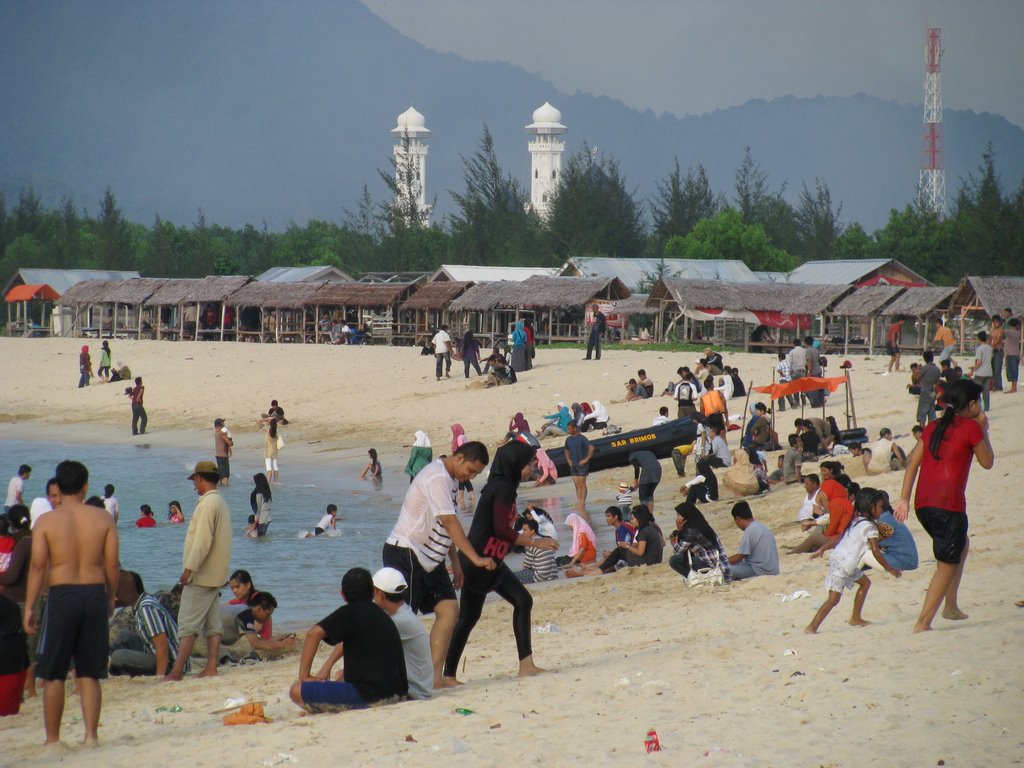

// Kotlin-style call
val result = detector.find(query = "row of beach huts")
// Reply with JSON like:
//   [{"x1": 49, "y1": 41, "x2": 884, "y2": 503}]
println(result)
[{"x1": 4, "y1": 259, "x2": 1023, "y2": 356}]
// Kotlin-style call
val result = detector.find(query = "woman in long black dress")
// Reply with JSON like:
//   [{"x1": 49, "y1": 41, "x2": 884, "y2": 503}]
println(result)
[{"x1": 440, "y1": 440, "x2": 558, "y2": 685}]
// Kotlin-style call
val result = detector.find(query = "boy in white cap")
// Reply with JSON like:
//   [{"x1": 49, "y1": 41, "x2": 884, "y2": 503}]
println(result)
[{"x1": 372, "y1": 567, "x2": 433, "y2": 700}]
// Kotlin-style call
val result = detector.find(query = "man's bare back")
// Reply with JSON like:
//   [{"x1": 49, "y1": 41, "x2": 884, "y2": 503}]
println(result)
[{"x1": 34, "y1": 500, "x2": 119, "y2": 592}]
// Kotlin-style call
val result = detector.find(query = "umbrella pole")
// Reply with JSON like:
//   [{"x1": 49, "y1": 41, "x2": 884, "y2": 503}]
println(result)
[
  {"x1": 845, "y1": 369, "x2": 858, "y2": 429},
  {"x1": 740, "y1": 379, "x2": 753, "y2": 440}
]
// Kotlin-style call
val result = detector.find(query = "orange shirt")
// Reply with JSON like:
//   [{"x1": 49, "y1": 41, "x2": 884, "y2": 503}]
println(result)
[
  {"x1": 576, "y1": 533, "x2": 596, "y2": 563},
  {"x1": 934, "y1": 325, "x2": 955, "y2": 347}
]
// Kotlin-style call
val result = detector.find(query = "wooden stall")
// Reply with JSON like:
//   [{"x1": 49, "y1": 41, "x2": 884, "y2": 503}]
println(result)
[
  {"x1": 308, "y1": 282, "x2": 418, "y2": 345},
  {"x1": 143, "y1": 276, "x2": 253, "y2": 341},
  {"x1": 228, "y1": 281, "x2": 324, "y2": 343},
  {"x1": 824, "y1": 285, "x2": 906, "y2": 355}
]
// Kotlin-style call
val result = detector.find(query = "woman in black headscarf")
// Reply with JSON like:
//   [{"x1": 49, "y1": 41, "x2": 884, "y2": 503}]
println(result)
[
  {"x1": 441, "y1": 439, "x2": 558, "y2": 685},
  {"x1": 668, "y1": 502, "x2": 732, "y2": 582},
  {"x1": 459, "y1": 330, "x2": 483, "y2": 378},
  {"x1": 596, "y1": 504, "x2": 664, "y2": 573}
]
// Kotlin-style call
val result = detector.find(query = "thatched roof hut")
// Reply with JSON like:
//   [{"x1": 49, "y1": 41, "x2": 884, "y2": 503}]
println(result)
[
  {"x1": 510, "y1": 275, "x2": 630, "y2": 308},
  {"x1": 230, "y1": 280, "x2": 323, "y2": 309},
  {"x1": 310, "y1": 282, "x2": 416, "y2": 308},
  {"x1": 400, "y1": 281, "x2": 473, "y2": 311},
  {"x1": 828, "y1": 285, "x2": 906, "y2": 318},
  {"x1": 647, "y1": 277, "x2": 851, "y2": 346},
  {"x1": 59, "y1": 279, "x2": 166, "y2": 306},
  {"x1": 143, "y1": 276, "x2": 253, "y2": 307},
  {"x1": 447, "y1": 282, "x2": 515, "y2": 313},
  {"x1": 880, "y1": 286, "x2": 955, "y2": 318},
  {"x1": 948, "y1": 276, "x2": 1024, "y2": 317}
]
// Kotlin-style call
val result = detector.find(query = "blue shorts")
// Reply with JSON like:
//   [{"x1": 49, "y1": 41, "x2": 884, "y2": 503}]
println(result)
[{"x1": 299, "y1": 681, "x2": 366, "y2": 713}]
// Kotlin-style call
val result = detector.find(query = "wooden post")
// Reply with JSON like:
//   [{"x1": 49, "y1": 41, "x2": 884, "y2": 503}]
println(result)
[
  {"x1": 867, "y1": 316, "x2": 876, "y2": 356},
  {"x1": 193, "y1": 302, "x2": 200, "y2": 341},
  {"x1": 220, "y1": 303, "x2": 227, "y2": 342},
  {"x1": 845, "y1": 368, "x2": 858, "y2": 429},
  {"x1": 844, "y1": 317, "x2": 850, "y2": 355}
]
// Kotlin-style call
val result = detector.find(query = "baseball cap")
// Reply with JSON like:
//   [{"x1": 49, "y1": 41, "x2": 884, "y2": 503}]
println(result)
[
  {"x1": 372, "y1": 567, "x2": 408, "y2": 595},
  {"x1": 188, "y1": 460, "x2": 220, "y2": 479}
]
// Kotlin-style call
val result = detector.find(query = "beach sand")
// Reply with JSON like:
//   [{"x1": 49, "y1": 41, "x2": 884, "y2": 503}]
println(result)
[{"x1": 1, "y1": 336, "x2": 1022, "y2": 766}]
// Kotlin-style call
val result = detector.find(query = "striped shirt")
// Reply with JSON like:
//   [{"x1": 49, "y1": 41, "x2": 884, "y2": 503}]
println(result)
[
  {"x1": 134, "y1": 592, "x2": 188, "y2": 673},
  {"x1": 517, "y1": 537, "x2": 559, "y2": 583},
  {"x1": 388, "y1": 460, "x2": 458, "y2": 570}
]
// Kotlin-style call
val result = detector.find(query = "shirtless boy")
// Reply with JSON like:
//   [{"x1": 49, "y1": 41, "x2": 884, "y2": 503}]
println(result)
[{"x1": 24, "y1": 460, "x2": 119, "y2": 747}]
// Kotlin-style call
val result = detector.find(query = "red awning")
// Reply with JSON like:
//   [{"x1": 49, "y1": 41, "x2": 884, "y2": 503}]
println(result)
[
  {"x1": 5, "y1": 284, "x2": 60, "y2": 302},
  {"x1": 856, "y1": 275, "x2": 927, "y2": 288}
]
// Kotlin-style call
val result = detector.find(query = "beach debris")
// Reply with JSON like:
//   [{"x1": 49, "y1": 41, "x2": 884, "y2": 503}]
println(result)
[
  {"x1": 643, "y1": 729, "x2": 662, "y2": 753},
  {"x1": 615, "y1": 677, "x2": 631, "y2": 687},
  {"x1": 452, "y1": 707, "x2": 475, "y2": 716},
  {"x1": 489, "y1": 723, "x2": 501, "y2": 729},
  {"x1": 950, "y1": 669, "x2": 962, "y2": 676},
  {"x1": 223, "y1": 702, "x2": 271, "y2": 725},
  {"x1": 262, "y1": 754, "x2": 299, "y2": 766},
  {"x1": 777, "y1": 590, "x2": 811, "y2": 603},
  {"x1": 450, "y1": 737, "x2": 469, "y2": 754},
  {"x1": 405, "y1": 735, "x2": 417, "y2": 742},
  {"x1": 783, "y1": 648, "x2": 798, "y2": 656},
  {"x1": 533, "y1": 622, "x2": 560, "y2": 633},
  {"x1": 789, "y1": 671, "x2": 805, "y2": 678},
  {"x1": 641, "y1": 679, "x2": 671, "y2": 692}
]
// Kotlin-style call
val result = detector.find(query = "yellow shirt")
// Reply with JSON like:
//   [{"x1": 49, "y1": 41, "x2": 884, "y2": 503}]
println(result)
[
  {"x1": 182, "y1": 489, "x2": 233, "y2": 587},
  {"x1": 933, "y1": 325, "x2": 955, "y2": 347}
]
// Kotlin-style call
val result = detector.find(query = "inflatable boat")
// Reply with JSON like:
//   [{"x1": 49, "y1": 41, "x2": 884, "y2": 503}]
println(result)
[{"x1": 550, "y1": 417, "x2": 699, "y2": 476}]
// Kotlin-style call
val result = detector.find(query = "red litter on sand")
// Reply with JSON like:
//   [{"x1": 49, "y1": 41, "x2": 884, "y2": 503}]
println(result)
[{"x1": 644, "y1": 729, "x2": 661, "y2": 753}]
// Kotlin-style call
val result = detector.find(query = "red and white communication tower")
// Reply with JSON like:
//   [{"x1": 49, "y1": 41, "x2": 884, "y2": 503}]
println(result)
[{"x1": 920, "y1": 27, "x2": 945, "y2": 215}]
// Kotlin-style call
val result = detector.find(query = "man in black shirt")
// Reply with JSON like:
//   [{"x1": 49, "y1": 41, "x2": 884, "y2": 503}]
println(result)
[
  {"x1": 289, "y1": 568, "x2": 408, "y2": 713},
  {"x1": 584, "y1": 304, "x2": 607, "y2": 360}
]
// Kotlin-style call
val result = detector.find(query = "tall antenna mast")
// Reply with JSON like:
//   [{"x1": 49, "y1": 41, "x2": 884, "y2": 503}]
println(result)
[{"x1": 920, "y1": 27, "x2": 944, "y2": 215}]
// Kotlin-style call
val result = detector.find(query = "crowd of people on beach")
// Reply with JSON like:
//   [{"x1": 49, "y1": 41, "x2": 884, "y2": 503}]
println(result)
[{"x1": 1, "y1": 306, "x2": 1012, "y2": 745}]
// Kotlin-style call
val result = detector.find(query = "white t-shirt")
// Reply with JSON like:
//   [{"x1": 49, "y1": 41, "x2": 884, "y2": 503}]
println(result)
[
  {"x1": 5, "y1": 476, "x2": 24, "y2": 507},
  {"x1": 831, "y1": 518, "x2": 879, "y2": 577},
  {"x1": 710, "y1": 435, "x2": 733, "y2": 466},
  {"x1": 316, "y1": 513, "x2": 334, "y2": 531},
  {"x1": 715, "y1": 375, "x2": 734, "y2": 400},
  {"x1": 390, "y1": 604, "x2": 433, "y2": 701},
  {"x1": 29, "y1": 497, "x2": 53, "y2": 528},
  {"x1": 797, "y1": 488, "x2": 821, "y2": 522},
  {"x1": 388, "y1": 459, "x2": 458, "y2": 569},
  {"x1": 866, "y1": 438, "x2": 894, "y2": 474},
  {"x1": 104, "y1": 495, "x2": 120, "y2": 521},
  {"x1": 431, "y1": 330, "x2": 451, "y2": 353},
  {"x1": 651, "y1": 415, "x2": 670, "y2": 426}
]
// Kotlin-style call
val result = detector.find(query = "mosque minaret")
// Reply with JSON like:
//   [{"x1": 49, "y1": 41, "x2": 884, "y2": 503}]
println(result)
[
  {"x1": 391, "y1": 106, "x2": 431, "y2": 224},
  {"x1": 525, "y1": 102, "x2": 567, "y2": 219}
]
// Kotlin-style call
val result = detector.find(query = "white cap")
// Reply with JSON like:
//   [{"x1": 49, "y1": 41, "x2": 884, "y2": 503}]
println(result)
[{"x1": 372, "y1": 567, "x2": 408, "y2": 595}]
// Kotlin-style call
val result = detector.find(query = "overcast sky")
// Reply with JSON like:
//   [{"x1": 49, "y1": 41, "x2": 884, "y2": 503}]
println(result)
[{"x1": 362, "y1": 0, "x2": 1024, "y2": 128}]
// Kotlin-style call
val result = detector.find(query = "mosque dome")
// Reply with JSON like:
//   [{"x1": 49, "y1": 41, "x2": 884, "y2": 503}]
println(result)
[
  {"x1": 396, "y1": 106, "x2": 426, "y2": 131},
  {"x1": 532, "y1": 102, "x2": 562, "y2": 125}
]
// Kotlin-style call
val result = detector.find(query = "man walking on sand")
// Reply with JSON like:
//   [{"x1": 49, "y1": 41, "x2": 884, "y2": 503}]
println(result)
[
  {"x1": 24, "y1": 460, "x2": 119, "y2": 747},
  {"x1": 381, "y1": 442, "x2": 495, "y2": 688},
  {"x1": 431, "y1": 324, "x2": 453, "y2": 381},
  {"x1": 165, "y1": 461, "x2": 232, "y2": 681},
  {"x1": 129, "y1": 376, "x2": 147, "y2": 435}
]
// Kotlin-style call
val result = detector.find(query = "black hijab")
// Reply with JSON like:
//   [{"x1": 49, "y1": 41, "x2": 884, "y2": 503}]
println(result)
[
  {"x1": 487, "y1": 439, "x2": 537, "y2": 488},
  {"x1": 674, "y1": 501, "x2": 718, "y2": 543}
]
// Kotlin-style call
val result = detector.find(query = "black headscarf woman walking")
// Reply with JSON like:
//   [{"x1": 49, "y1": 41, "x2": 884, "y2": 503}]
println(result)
[{"x1": 440, "y1": 439, "x2": 558, "y2": 686}]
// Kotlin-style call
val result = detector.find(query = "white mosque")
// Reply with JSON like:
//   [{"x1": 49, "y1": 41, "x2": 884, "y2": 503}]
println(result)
[{"x1": 390, "y1": 102, "x2": 567, "y2": 223}]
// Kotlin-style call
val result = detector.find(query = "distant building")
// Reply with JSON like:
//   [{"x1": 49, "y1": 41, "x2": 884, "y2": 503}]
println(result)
[
  {"x1": 257, "y1": 266, "x2": 352, "y2": 283},
  {"x1": 525, "y1": 102, "x2": 567, "y2": 220},
  {"x1": 431, "y1": 264, "x2": 559, "y2": 283},
  {"x1": 561, "y1": 257, "x2": 760, "y2": 293},
  {"x1": 391, "y1": 106, "x2": 431, "y2": 225},
  {"x1": 782, "y1": 259, "x2": 930, "y2": 287}
]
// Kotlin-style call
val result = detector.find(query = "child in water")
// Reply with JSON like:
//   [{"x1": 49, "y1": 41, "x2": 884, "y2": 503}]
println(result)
[
  {"x1": 306, "y1": 504, "x2": 338, "y2": 537},
  {"x1": 805, "y1": 488, "x2": 901, "y2": 634}
]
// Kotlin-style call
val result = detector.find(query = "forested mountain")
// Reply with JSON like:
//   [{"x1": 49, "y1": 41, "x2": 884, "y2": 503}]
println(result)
[{"x1": 2, "y1": 0, "x2": 1022, "y2": 232}]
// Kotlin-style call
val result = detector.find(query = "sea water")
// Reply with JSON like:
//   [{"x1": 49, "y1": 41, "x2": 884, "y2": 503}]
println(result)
[{"x1": 0, "y1": 436, "x2": 406, "y2": 630}]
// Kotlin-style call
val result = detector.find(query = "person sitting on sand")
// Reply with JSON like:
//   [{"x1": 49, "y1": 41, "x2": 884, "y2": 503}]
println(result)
[
  {"x1": 864, "y1": 428, "x2": 908, "y2": 475},
  {"x1": 226, "y1": 569, "x2": 275, "y2": 640},
  {"x1": 788, "y1": 463, "x2": 852, "y2": 554},
  {"x1": 523, "y1": 504, "x2": 557, "y2": 538},
  {"x1": 805, "y1": 488, "x2": 901, "y2": 634},
  {"x1": 599, "y1": 505, "x2": 663, "y2": 573},
  {"x1": 562, "y1": 512, "x2": 597, "y2": 569},
  {"x1": 533, "y1": 447, "x2": 557, "y2": 486},
  {"x1": 514, "y1": 518, "x2": 560, "y2": 584},
  {"x1": 231, "y1": 592, "x2": 296, "y2": 655},
  {"x1": 668, "y1": 502, "x2": 732, "y2": 583},
  {"x1": 727, "y1": 502, "x2": 780, "y2": 580},
  {"x1": 652, "y1": 405, "x2": 671, "y2": 426},
  {"x1": 290, "y1": 567, "x2": 408, "y2": 713},
  {"x1": 795, "y1": 474, "x2": 827, "y2": 524},
  {"x1": 538, "y1": 402, "x2": 572, "y2": 437},
  {"x1": 484, "y1": 353, "x2": 515, "y2": 387},
  {"x1": 368, "y1": 568, "x2": 433, "y2": 700},
  {"x1": 109, "y1": 570, "x2": 186, "y2": 677},
  {"x1": 861, "y1": 490, "x2": 918, "y2": 573},
  {"x1": 604, "y1": 505, "x2": 636, "y2": 550}
]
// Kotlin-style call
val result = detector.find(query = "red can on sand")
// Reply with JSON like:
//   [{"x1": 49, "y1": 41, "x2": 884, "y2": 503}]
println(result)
[{"x1": 644, "y1": 729, "x2": 661, "y2": 753}]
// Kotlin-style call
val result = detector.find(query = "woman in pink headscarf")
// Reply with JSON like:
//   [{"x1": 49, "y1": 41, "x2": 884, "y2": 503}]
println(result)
[
  {"x1": 564, "y1": 512, "x2": 597, "y2": 567},
  {"x1": 451, "y1": 423, "x2": 475, "y2": 509},
  {"x1": 533, "y1": 448, "x2": 558, "y2": 486}
]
